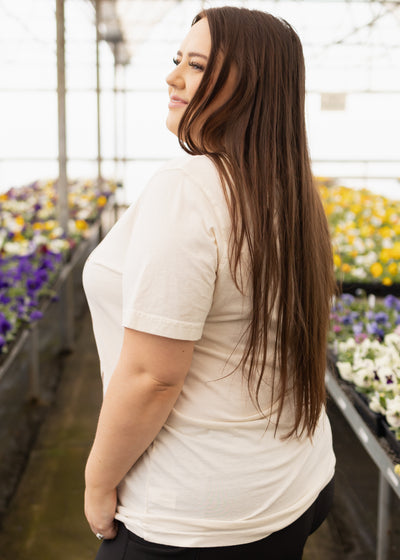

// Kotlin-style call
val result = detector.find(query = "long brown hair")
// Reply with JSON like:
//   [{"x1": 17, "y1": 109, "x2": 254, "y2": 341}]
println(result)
[{"x1": 178, "y1": 7, "x2": 336, "y2": 438}]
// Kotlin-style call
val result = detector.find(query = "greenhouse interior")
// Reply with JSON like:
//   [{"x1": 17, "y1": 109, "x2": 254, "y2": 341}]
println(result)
[{"x1": 0, "y1": 0, "x2": 400, "y2": 558}]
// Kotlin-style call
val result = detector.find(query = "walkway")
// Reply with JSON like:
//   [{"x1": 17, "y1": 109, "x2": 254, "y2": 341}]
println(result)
[{"x1": 0, "y1": 308, "x2": 394, "y2": 559}]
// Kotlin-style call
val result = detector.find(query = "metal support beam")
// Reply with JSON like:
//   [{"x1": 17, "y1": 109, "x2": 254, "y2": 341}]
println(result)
[
  {"x1": 56, "y1": 0, "x2": 68, "y2": 234},
  {"x1": 113, "y1": 51, "x2": 118, "y2": 180},
  {"x1": 95, "y1": 0, "x2": 102, "y2": 184},
  {"x1": 122, "y1": 64, "x2": 128, "y2": 205},
  {"x1": 56, "y1": 0, "x2": 74, "y2": 351},
  {"x1": 377, "y1": 473, "x2": 392, "y2": 560}
]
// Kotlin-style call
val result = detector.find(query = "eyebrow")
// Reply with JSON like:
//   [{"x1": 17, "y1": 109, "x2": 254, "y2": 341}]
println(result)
[{"x1": 177, "y1": 50, "x2": 209, "y2": 61}]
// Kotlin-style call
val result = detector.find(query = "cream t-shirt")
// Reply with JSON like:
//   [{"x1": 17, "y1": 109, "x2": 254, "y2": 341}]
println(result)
[{"x1": 83, "y1": 154, "x2": 335, "y2": 547}]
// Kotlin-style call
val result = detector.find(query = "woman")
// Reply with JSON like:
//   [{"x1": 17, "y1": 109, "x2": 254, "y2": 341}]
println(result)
[{"x1": 83, "y1": 6, "x2": 336, "y2": 559}]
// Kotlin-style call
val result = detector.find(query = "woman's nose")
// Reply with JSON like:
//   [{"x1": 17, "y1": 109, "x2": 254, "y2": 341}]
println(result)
[{"x1": 166, "y1": 67, "x2": 184, "y2": 89}]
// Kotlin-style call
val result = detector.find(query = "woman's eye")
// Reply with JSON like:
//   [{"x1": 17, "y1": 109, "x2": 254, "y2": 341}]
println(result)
[
  {"x1": 172, "y1": 57, "x2": 180, "y2": 66},
  {"x1": 189, "y1": 61, "x2": 205, "y2": 71}
]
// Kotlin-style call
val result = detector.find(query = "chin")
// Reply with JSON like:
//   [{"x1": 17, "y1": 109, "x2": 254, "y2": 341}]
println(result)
[
  {"x1": 166, "y1": 111, "x2": 181, "y2": 137},
  {"x1": 166, "y1": 120, "x2": 178, "y2": 137}
]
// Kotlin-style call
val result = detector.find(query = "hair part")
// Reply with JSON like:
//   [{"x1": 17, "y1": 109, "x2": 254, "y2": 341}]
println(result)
[{"x1": 179, "y1": 7, "x2": 337, "y2": 438}]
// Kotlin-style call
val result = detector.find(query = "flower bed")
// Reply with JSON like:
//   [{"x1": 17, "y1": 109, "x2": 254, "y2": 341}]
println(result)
[
  {"x1": 330, "y1": 293, "x2": 400, "y2": 452},
  {"x1": 317, "y1": 179, "x2": 400, "y2": 289},
  {"x1": 0, "y1": 178, "x2": 116, "y2": 357},
  {"x1": 318, "y1": 178, "x2": 400, "y2": 451}
]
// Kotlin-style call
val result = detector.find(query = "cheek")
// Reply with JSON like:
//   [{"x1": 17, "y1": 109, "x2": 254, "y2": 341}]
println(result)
[{"x1": 187, "y1": 76, "x2": 204, "y2": 102}]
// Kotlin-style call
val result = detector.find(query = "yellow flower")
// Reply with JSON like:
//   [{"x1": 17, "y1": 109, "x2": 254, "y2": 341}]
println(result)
[
  {"x1": 15, "y1": 215, "x2": 24, "y2": 226},
  {"x1": 44, "y1": 220, "x2": 57, "y2": 231},
  {"x1": 341, "y1": 263, "x2": 351, "y2": 273},
  {"x1": 13, "y1": 232, "x2": 24, "y2": 242},
  {"x1": 370, "y1": 262, "x2": 383, "y2": 278},
  {"x1": 383, "y1": 277, "x2": 393, "y2": 286},
  {"x1": 392, "y1": 242, "x2": 400, "y2": 260},
  {"x1": 380, "y1": 226, "x2": 393, "y2": 239},
  {"x1": 333, "y1": 254, "x2": 341, "y2": 268},
  {"x1": 360, "y1": 225, "x2": 374, "y2": 238},
  {"x1": 380, "y1": 249, "x2": 391, "y2": 264},
  {"x1": 97, "y1": 195, "x2": 107, "y2": 207},
  {"x1": 75, "y1": 219, "x2": 88, "y2": 231},
  {"x1": 388, "y1": 262, "x2": 398, "y2": 276},
  {"x1": 33, "y1": 222, "x2": 44, "y2": 230},
  {"x1": 395, "y1": 464, "x2": 400, "y2": 477},
  {"x1": 323, "y1": 203, "x2": 335, "y2": 216},
  {"x1": 0, "y1": 194, "x2": 8, "y2": 202}
]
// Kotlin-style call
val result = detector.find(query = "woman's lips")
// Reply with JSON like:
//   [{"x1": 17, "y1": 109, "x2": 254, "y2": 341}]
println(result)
[{"x1": 168, "y1": 96, "x2": 188, "y2": 109}]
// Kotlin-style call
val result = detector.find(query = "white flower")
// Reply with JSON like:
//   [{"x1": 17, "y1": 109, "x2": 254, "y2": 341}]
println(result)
[
  {"x1": 371, "y1": 216, "x2": 383, "y2": 227},
  {"x1": 339, "y1": 338, "x2": 357, "y2": 353},
  {"x1": 351, "y1": 267, "x2": 368, "y2": 279},
  {"x1": 375, "y1": 354, "x2": 393, "y2": 369},
  {"x1": 353, "y1": 239, "x2": 366, "y2": 252},
  {"x1": 353, "y1": 357, "x2": 374, "y2": 373},
  {"x1": 355, "y1": 252, "x2": 378, "y2": 267},
  {"x1": 33, "y1": 234, "x2": 49, "y2": 246},
  {"x1": 48, "y1": 239, "x2": 69, "y2": 253},
  {"x1": 368, "y1": 294, "x2": 376, "y2": 309},
  {"x1": 382, "y1": 238, "x2": 394, "y2": 249},
  {"x1": 369, "y1": 394, "x2": 386, "y2": 415},
  {"x1": 386, "y1": 396, "x2": 400, "y2": 429},
  {"x1": 359, "y1": 338, "x2": 381, "y2": 357},
  {"x1": 384, "y1": 333, "x2": 400, "y2": 353},
  {"x1": 3, "y1": 240, "x2": 30, "y2": 256},
  {"x1": 353, "y1": 368, "x2": 375, "y2": 389},
  {"x1": 336, "y1": 362, "x2": 353, "y2": 382},
  {"x1": 375, "y1": 366, "x2": 396, "y2": 388},
  {"x1": 37, "y1": 208, "x2": 54, "y2": 220},
  {"x1": 50, "y1": 226, "x2": 64, "y2": 239}
]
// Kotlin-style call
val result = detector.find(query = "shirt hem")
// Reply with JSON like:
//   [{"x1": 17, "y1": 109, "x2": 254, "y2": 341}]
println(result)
[
  {"x1": 115, "y1": 466, "x2": 335, "y2": 548},
  {"x1": 122, "y1": 309, "x2": 204, "y2": 341}
]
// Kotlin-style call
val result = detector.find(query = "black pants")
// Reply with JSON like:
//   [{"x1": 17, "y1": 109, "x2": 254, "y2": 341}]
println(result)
[{"x1": 95, "y1": 477, "x2": 334, "y2": 560}]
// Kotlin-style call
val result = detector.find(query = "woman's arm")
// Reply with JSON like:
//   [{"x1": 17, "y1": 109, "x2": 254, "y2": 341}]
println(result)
[{"x1": 84, "y1": 327, "x2": 194, "y2": 539}]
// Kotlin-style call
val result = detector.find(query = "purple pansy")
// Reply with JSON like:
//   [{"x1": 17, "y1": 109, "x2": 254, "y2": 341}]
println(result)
[
  {"x1": 0, "y1": 313, "x2": 12, "y2": 335},
  {"x1": 374, "y1": 311, "x2": 389, "y2": 324},
  {"x1": 30, "y1": 310, "x2": 43, "y2": 321},
  {"x1": 366, "y1": 322, "x2": 385, "y2": 339},
  {"x1": 352, "y1": 322, "x2": 364, "y2": 335},
  {"x1": 341, "y1": 294, "x2": 355, "y2": 305}
]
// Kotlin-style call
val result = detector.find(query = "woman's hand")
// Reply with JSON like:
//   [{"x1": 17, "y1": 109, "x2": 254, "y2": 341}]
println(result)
[{"x1": 84, "y1": 486, "x2": 118, "y2": 540}]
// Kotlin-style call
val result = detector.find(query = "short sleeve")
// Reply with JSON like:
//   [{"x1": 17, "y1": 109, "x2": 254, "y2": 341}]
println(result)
[{"x1": 122, "y1": 167, "x2": 218, "y2": 340}]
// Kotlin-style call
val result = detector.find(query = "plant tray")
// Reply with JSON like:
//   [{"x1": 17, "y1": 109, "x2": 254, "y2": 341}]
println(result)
[
  {"x1": 351, "y1": 390, "x2": 384, "y2": 438},
  {"x1": 327, "y1": 356, "x2": 384, "y2": 438},
  {"x1": 381, "y1": 420, "x2": 400, "y2": 460},
  {"x1": 340, "y1": 282, "x2": 400, "y2": 297}
]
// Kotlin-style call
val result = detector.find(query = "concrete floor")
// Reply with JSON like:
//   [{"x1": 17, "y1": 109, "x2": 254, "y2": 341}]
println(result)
[{"x1": 0, "y1": 310, "x2": 397, "y2": 559}]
